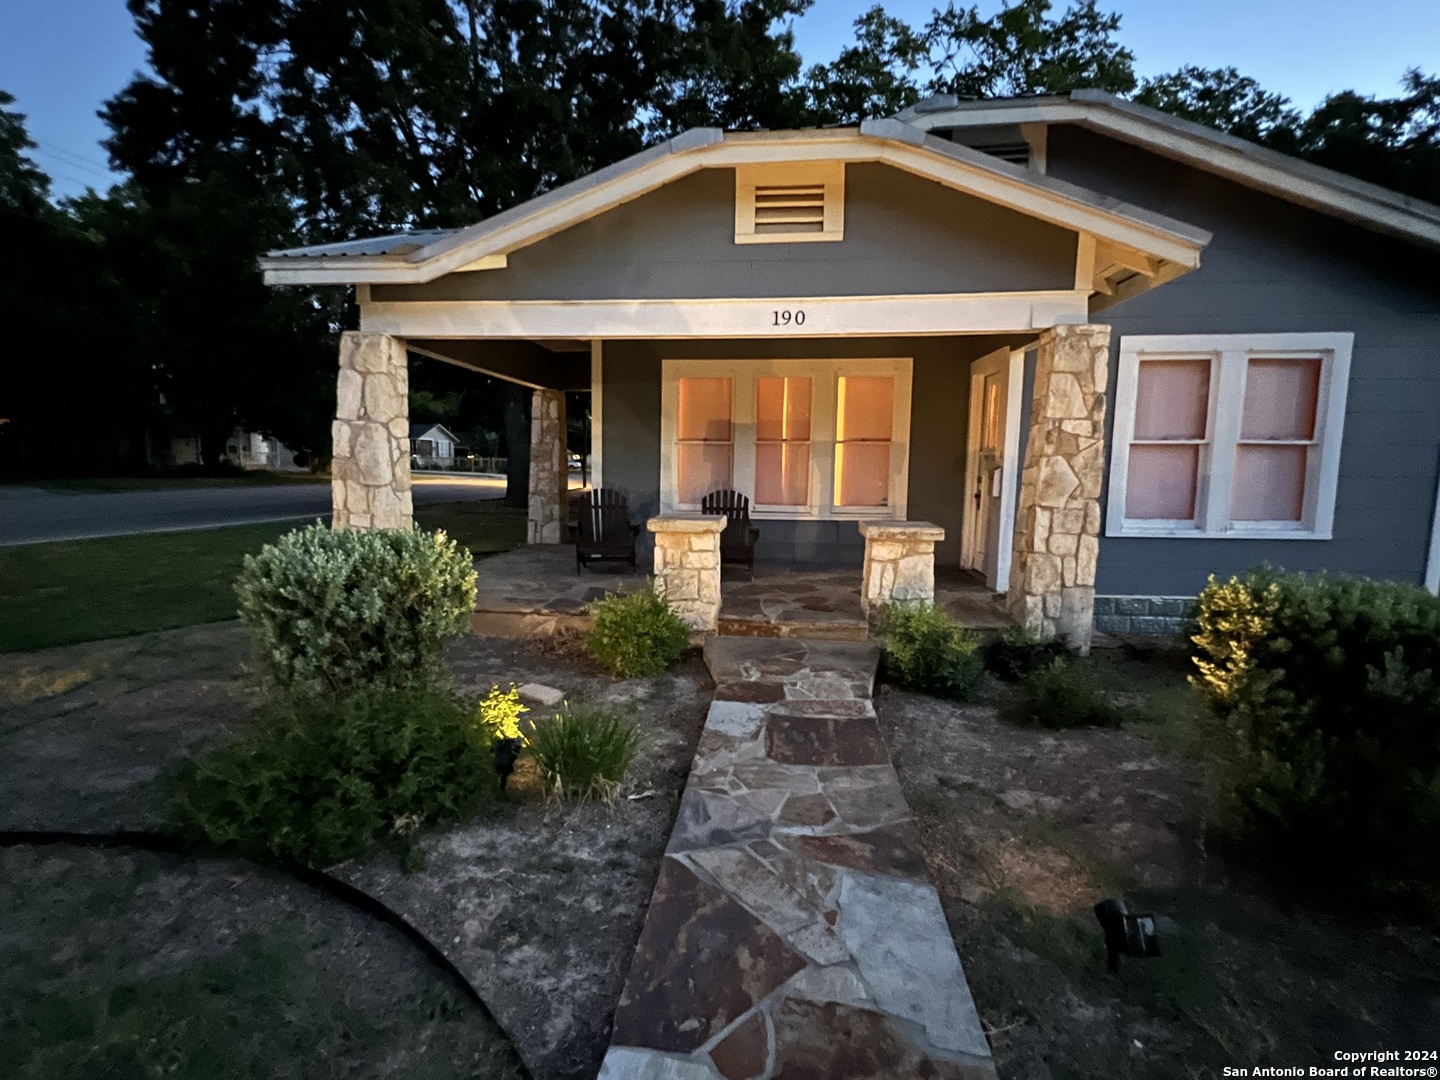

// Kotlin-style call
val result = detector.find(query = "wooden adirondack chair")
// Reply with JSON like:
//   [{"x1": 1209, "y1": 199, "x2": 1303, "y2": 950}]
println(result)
[
  {"x1": 701, "y1": 489, "x2": 761, "y2": 577},
  {"x1": 574, "y1": 488, "x2": 640, "y2": 573}
]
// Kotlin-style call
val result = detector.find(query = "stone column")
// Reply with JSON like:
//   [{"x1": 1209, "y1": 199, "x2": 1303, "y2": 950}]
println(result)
[
  {"x1": 647, "y1": 515, "x2": 726, "y2": 631},
  {"x1": 527, "y1": 388, "x2": 567, "y2": 544},
  {"x1": 1008, "y1": 323, "x2": 1109, "y2": 652},
  {"x1": 858, "y1": 521, "x2": 945, "y2": 616},
  {"x1": 332, "y1": 331, "x2": 413, "y2": 531}
]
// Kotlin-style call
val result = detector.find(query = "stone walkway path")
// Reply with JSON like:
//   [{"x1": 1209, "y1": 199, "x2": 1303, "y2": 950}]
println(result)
[{"x1": 598, "y1": 637, "x2": 997, "y2": 1080}]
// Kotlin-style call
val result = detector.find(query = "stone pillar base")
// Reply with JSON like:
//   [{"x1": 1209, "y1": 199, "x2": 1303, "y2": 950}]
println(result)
[
  {"x1": 528, "y1": 388, "x2": 567, "y2": 544},
  {"x1": 648, "y1": 515, "x2": 726, "y2": 631},
  {"x1": 859, "y1": 521, "x2": 945, "y2": 616},
  {"x1": 332, "y1": 331, "x2": 413, "y2": 531}
]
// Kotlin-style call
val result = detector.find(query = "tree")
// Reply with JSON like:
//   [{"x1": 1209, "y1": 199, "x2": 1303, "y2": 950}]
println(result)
[
  {"x1": 804, "y1": 6, "x2": 926, "y2": 125},
  {"x1": 1135, "y1": 66, "x2": 1302, "y2": 145}
]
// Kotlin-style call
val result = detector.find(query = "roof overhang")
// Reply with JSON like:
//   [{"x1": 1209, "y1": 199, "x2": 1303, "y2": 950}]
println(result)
[
  {"x1": 260, "y1": 120, "x2": 1209, "y2": 291},
  {"x1": 897, "y1": 90, "x2": 1440, "y2": 251}
]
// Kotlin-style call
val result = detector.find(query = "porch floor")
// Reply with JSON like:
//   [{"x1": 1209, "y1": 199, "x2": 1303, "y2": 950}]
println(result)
[{"x1": 470, "y1": 546, "x2": 1012, "y2": 638}]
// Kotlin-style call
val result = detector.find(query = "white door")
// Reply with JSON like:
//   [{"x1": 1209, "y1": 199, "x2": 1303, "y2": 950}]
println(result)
[{"x1": 962, "y1": 348, "x2": 1023, "y2": 592}]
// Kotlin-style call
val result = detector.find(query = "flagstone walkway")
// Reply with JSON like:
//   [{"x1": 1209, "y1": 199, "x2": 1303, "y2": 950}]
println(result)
[{"x1": 598, "y1": 637, "x2": 997, "y2": 1080}]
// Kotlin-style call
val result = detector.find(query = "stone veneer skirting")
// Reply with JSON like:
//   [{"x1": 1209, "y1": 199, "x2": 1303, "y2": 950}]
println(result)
[{"x1": 1093, "y1": 596, "x2": 1197, "y2": 637}]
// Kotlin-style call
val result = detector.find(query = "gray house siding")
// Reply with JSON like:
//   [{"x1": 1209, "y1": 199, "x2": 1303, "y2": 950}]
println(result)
[
  {"x1": 1044, "y1": 125, "x2": 1440, "y2": 598},
  {"x1": 373, "y1": 163, "x2": 1078, "y2": 304},
  {"x1": 601, "y1": 336, "x2": 1007, "y2": 567}
]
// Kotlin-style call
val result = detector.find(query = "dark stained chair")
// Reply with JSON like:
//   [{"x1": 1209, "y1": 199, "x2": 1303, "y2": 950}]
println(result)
[
  {"x1": 575, "y1": 488, "x2": 640, "y2": 574},
  {"x1": 701, "y1": 489, "x2": 761, "y2": 577}
]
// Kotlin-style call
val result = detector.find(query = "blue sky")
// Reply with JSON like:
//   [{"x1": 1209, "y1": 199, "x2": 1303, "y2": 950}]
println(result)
[{"x1": 3, "y1": 0, "x2": 1438, "y2": 199}]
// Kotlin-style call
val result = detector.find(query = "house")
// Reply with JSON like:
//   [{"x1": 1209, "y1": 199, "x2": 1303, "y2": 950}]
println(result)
[
  {"x1": 409, "y1": 422, "x2": 460, "y2": 468},
  {"x1": 261, "y1": 91, "x2": 1440, "y2": 646}
]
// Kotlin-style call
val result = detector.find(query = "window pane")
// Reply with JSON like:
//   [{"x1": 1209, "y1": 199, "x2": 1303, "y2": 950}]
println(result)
[
  {"x1": 1242, "y1": 358, "x2": 1320, "y2": 440},
  {"x1": 1134, "y1": 359, "x2": 1209, "y2": 440},
  {"x1": 1232, "y1": 444, "x2": 1306, "y2": 521},
  {"x1": 677, "y1": 443, "x2": 732, "y2": 504},
  {"x1": 837, "y1": 376, "x2": 894, "y2": 441},
  {"x1": 756, "y1": 376, "x2": 812, "y2": 441},
  {"x1": 756, "y1": 444, "x2": 811, "y2": 505},
  {"x1": 677, "y1": 377, "x2": 732, "y2": 441},
  {"x1": 1126, "y1": 444, "x2": 1199, "y2": 519},
  {"x1": 836, "y1": 444, "x2": 891, "y2": 506}
]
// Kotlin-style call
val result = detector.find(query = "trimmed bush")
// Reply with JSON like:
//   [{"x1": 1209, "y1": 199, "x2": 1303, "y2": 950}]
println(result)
[
  {"x1": 985, "y1": 625, "x2": 1071, "y2": 683},
  {"x1": 1001, "y1": 657, "x2": 1127, "y2": 729},
  {"x1": 525, "y1": 705, "x2": 641, "y2": 802},
  {"x1": 1192, "y1": 568, "x2": 1440, "y2": 899},
  {"x1": 585, "y1": 587, "x2": 691, "y2": 678},
  {"x1": 170, "y1": 686, "x2": 499, "y2": 867},
  {"x1": 874, "y1": 601, "x2": 985, "y2": 701},
  {"x1": 234, "y1": 523, "x2": 476, "y2": 696},
  {"x1": 476, "y1": 683, "x2": 528, "y2": 740}
]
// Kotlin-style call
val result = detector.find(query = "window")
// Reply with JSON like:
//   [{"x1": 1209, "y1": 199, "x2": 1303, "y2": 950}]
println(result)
[
  {"x1": 676, "y1": 377, "x2": 733, "y2": 504},
  {"x1": 755, "y1": 376, "x2": 812, "y2": 506},
  {"x1": 1108, "y1": 333, "x2": 1352, "y2": 540},
  {"x1": 734, "y1": 163, "x2": 844, "y2": 244},
  {"x1": 661, "y1": 359, "x2": 911, "y2": 519}
]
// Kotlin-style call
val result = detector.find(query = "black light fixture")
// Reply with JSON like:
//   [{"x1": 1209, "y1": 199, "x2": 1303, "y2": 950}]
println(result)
[
  {"x1": 1094, "y1": 898, "x2": 1162, "y2": 973},
  {"x1": 494, "y1": 737, "x2": 523, "y2": 791}
]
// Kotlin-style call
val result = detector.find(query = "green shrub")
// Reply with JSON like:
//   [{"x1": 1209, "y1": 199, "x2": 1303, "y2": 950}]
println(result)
[
  {"x1": 1000, "y1": 657, "x2": 1127, "y2": 729},
  {"x1": 171, "y1": 686, "x2": 499, "y2": 867},
  {"x1": 585, "y1": 587, "x2": 691, "y2": 678},
  {"x1": 1192, "y1": 569, "x2": 1440, "y2": 899},
  {"x1": 985, "y1": 625, "x2": 1071, "y2": 683},
  {"x1": 525, "y1": 705, "x2": 641, "y2": 802},
  {"x1": 874, "y1": 601, "x2": 985, "y2": 701},
  {"x1": 234, "y1": 523, "x2": 476, "y2": 696}
]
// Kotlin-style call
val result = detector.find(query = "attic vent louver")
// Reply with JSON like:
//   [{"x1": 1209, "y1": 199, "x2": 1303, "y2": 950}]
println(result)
[
  {"x1": 970, "y1": 141, "x2": 1031, "y2": 166},
  {"x1": 735, "y1": 162, "x2": 844, "y2": 244}
]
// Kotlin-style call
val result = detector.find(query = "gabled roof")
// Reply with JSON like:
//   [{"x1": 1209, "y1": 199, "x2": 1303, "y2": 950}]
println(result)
[
  {"x1": 261, "y1": 120, "x2": 1210, "y2": 287},
  {"x1": 409, "y1": 422, "x2": 458, "y2": 443},
  {"x1": 896, "y1": 89, "x2": 1440, "y2": 251}
]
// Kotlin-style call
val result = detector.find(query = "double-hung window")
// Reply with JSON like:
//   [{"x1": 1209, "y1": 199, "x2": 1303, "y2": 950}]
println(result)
[
  {"x1": 662, "y1": 359, "x2": 911, "y2": 518},
  {"x1": 1108, "y1": 333, "x2": 1352, "y2": 539}
]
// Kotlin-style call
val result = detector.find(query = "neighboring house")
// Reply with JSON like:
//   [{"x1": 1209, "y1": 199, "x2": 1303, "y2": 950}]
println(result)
[
  {"x1": 261, "y1": 90, "x2": 1440, "y2": 642},
  {"x1": 409, "y1": 422, "x2": 460, "y2": 467},
  {"x1": 227, "y1": 429, "x2": 299, "y2": 470}
]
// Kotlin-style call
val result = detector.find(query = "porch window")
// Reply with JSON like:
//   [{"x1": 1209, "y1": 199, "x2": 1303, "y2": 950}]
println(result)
[
  {"x1": 676, "y1": 376, "x2": 733, "y2": 504},
  {"x1": 835, "y1": 375, "x2": 894, "y2": 508},
  {"x1": 661, "y1": 358, "x2": 911, "y2": 519},
  {"x1": 1108, "y1": 333, "x2": 1352, "y2": 540},
  {"x1": 755, "y1": 376, "x2": 812, "y2": 506}
]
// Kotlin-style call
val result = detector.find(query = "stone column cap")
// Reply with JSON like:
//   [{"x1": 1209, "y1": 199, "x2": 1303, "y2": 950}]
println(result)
[
  {"x1": 857, "y1": 520, "x2": 945, "y2": 541},
  {"x1": 647, "y1": 514, "x2": 727, "y2": 533}
]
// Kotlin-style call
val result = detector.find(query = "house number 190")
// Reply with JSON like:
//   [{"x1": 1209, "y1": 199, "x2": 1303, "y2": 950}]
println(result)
[{"x1": 772, "y1": 309, "x2": 806, "y2": 326}]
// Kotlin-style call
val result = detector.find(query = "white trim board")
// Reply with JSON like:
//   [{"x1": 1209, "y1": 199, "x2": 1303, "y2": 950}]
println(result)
[
  {"x1": 1106, "y1": 332, "x2": 1353, "y2": 541},
  {"x1": 590, "y1": 340, "x2": 604, "y2": 488},
  {"x1": 359, "y1": 291, "x2": 1090, "y2": 340}
]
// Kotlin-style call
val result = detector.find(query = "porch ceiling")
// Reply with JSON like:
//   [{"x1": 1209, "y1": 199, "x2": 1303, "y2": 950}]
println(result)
[{"x1": 408, "y1": 339, "x2": 589, "y2": 391}]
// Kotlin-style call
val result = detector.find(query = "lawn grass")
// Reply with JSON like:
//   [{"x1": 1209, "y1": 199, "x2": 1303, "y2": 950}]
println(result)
[
  {"x1": 0, "y1": 500, "x2": 524, "y2": 653},
  {"x1": 9, "y1": 472, "x2": 330, "y2": 493}
]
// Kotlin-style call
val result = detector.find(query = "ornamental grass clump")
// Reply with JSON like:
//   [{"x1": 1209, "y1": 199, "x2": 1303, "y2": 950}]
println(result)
[
  {"x1": 525, "y1": 705, "x2": 641, "y2": 803},
  {"x1": 584, "y1": 587, "x2": 691, "y2": 678},
  {"x1": 1000, "y1": 657, "x2": 1127, "y2": 730},
  {"x1": 1192, "y1": 568, "x2": 1440, "y2": 905},
  {"x1": 234, "y1": 523, "x2": 476, "y2": 697},
  {"x1": 170, "y1": 686, "x2": 500, "y2": 868},
  {"x1": 874, "y1": 601, "x2": 985, "y2": 701}
]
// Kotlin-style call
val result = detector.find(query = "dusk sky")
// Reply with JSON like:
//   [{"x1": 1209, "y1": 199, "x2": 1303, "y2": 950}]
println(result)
[{"x1": 3, "y1": 0, "x2": 1438, "y2": 199}]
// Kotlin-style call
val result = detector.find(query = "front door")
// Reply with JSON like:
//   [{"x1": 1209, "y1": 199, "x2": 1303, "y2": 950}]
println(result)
[{"x1": 962, "y1": 348, "x2": 1022, "y2": 591}]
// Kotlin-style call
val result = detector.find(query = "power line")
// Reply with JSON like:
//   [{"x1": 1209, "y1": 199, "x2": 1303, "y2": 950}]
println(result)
[
  {"x1": 36, "y1": 139, "x2": 116, "y2": 175},
  {"x1": 33, "y1": 146, "x2": 116, "y2": 182}
]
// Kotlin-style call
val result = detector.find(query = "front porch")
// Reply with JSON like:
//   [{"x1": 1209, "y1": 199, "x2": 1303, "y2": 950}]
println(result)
[{"x1": 469, "y1": 545, "x2": 1011, "y2": 641}]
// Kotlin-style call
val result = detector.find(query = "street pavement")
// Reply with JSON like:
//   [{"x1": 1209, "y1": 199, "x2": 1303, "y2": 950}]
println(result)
[{"x1": 0, "y1": 473, "x2": 506, "y2": 547}]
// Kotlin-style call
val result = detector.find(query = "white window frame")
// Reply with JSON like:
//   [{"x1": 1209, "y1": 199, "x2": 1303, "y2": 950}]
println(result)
[
  {"x1": 660, "y1": 358, "x2": 912, "y2": 520},
  {"x1": 1108, "y1": 332, "x2": 1353, "y2": 540},
  {"x1": 734, "y1": 162, "x2": 845, "y2": 245}
]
